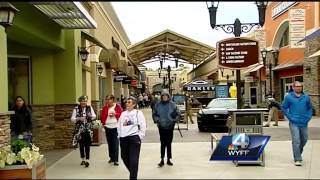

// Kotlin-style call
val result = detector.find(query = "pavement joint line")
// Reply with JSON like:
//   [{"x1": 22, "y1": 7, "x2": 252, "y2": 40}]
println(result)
[{"x1": 47, "y1": 149, "x2": 76, "y2": 171}]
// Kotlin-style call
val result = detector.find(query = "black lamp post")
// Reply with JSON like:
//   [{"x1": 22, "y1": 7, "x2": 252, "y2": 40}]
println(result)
[
  {"x1": 173, "y1": 50, "x2": 180, "y2": 68},
  {"x1": 97, "y1": 64, "x2": 103, "y2": 108},
  {"x1": 0, "y1": 2, "x2": 19, "y2": 30},
  {"x1": 270, "y1": 49, "x2": 279, "y2": 97},
  {"x1": 207, "y1": 1, "x2": 268, "y2": 108},
  {"x1": 260, "y1": 48, "x2": 270, "y2": 98}
]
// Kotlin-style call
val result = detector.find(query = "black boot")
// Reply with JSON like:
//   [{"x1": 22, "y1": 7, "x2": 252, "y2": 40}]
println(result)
[
  {"x1": 167, "y1": 159, "x2": 173, "y2": 166},
  {"x1": 85, "y1": 161, "x2": 90, "y2": 168},
  {"x1": 158, "y1": 159, "x2": 164, "y2": 167}
]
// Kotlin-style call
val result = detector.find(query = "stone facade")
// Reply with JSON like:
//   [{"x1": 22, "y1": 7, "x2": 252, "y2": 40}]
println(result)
[
  {"x1": 304, "y1": 37, "x2": 320, "y2": 115},
  {"x1": 31, "y1": 104, "x2": 76, "y2": 151},
  {"x1": 91, "y1": 100, "x2": 101, "y2": 119},
  {"x1": 0, "y1": 112, "x2": 14, "y2": 148}
]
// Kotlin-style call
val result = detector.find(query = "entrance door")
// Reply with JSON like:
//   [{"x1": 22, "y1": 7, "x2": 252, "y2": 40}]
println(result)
[
  {"x1": 250, "y1": 87, "x2": 257, "y2": 105},
  {"x1": 8, "y1": 56, "x2": 31, "y2": 109}
]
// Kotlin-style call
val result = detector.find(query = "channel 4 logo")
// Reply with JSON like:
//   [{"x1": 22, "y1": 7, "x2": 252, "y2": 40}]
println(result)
[{"x1": 210, "y1": 134, "x2": 270, "y2": 161}]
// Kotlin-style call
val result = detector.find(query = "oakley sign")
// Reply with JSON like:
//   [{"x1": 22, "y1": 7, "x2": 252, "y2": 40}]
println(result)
[{"x1": 217, "y1": 37, "x2": 259, "y2": 69}]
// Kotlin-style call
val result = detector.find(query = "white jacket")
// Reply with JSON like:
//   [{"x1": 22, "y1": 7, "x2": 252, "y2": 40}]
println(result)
[{"x1": 117, "y1": 109, "x2": 146, "y2": 140}]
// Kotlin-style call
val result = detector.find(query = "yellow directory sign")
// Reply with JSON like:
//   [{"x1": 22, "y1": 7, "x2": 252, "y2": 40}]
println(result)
[{"x1": 229, "y1": 83, "x2": 237, "y2": 98}]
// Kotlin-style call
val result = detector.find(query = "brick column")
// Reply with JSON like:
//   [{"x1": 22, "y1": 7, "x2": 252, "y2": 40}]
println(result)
[
  {"x1": 304, "y1": 37, "x2": 320, "y2": 115},
  {"x1": 0, "y1": 112, "x2": 14, "y2": 148}
]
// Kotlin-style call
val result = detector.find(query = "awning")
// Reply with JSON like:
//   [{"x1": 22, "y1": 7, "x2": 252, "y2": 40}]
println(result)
[
  {"x1": 297, "y1": 28, "x2": 320, "y2": 43},
  {"x1": 272, "y1": 59, "x2": 303, "y2": 71},
  {"x1": 243, "y1": 63, "x2": 263, "y2": 74},
  {"x1": 183, "y1": 80, "x2": 215, "y2": 91},
  {"x1": 81, "y1": 30, "x2": 107, "y2": 49},
  {"x1": 30, "y1": 2, "x2": 97, "y2": 29},
  {"x1": 308, "y1": 50, "x2": 320, "y2": 58},
  {"x1": 99, "y1": 48, "x2": 120, "y2": 68}
]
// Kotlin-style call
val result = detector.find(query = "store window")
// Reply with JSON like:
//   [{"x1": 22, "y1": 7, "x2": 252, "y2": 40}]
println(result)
[
  {"x1": 8, "y1": 57, "x2": 31, "y2": 110},
  {"x1": 279, "y1": 27, "x2": 289, "y2": 48}
]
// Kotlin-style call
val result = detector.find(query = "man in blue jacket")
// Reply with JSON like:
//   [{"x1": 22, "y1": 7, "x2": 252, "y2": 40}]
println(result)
[
  {"x1": 282, "y1": 81, "x2": 313, "y2": 166},
  {"x1": 152, "y1": 89, "x2": 180, "y2": 167}
]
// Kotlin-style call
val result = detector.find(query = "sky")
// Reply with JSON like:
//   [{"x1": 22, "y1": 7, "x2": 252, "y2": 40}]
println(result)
[{"x1": 111, "y1": 1, "x2": 260, "y2": 70}]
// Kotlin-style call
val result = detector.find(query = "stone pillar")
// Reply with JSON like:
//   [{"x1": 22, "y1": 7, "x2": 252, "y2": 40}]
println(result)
[
  {"x1": 123, "y1": 84, "x2": 129, "y2": 97},
  {"x1": 114, "y1": 82, "x2": 123, "y2": 101},
  {"x1": 31, "y1": 105, "x2": 55, "y2": 151},
  {"x1": 0, "y1": 112, "x2": 14, "y2": 148},
  {"x1": 90, "y1": 62, "x2": 99, "y2": 101},
  {"x1": 105, "y1": 69, "x2": 114, "y2": 96},
  {"x1": 304, "y1": 37, "x2": 320, "y2": 115}
]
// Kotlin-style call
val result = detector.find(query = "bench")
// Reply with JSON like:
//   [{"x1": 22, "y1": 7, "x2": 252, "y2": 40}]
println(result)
[{"x1": 211, "y1": 133, "x2": 228, "y2": 149}]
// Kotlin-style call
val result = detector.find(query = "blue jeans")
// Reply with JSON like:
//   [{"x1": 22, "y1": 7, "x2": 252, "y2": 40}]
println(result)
[{"x1": 289, "y1": 123, "x2": 308, "y2": 162}]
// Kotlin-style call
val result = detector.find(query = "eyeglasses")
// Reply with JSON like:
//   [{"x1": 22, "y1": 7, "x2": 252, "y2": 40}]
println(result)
[
  {"x1": 126, "y1": 101, "x2": 133, "y2": 104},
  {"x1": 294, "y1": 86, "x2": 303, "y2": 87}
]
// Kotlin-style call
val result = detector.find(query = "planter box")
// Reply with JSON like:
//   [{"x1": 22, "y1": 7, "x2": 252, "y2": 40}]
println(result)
[
  {"x1": 0, "y1": 158, "x2": 46, "y2": 179},
  {"x1": 91, "y1": 127, "x2": 103, "y2": 146}
]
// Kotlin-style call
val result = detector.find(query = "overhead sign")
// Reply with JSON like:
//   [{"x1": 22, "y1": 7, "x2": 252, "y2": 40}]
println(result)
[
  {"x1": 272, "y1": 2, "x2": 298, "y2": 19},
  {"x1": 289, "y1": 9, "x2": 305, "y2": 48},
  {"x1": 210, "y1": 134, "x2": 270, "y2": 161},
  {"x1": 217, "y1": 37, "x2": 259, "y2": 69},
  {"x1": 244, "y1": 76, "x2": 254, "y2": 82},
  {"x1": 183, "y1": 80, "x2": 215, "y2": 91}
]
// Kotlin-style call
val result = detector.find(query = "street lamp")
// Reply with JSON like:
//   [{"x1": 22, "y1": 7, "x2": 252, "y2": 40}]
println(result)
[
  {"x1": 270, "y1": 49, "x2": 279, "y2": 97},
  {"x1": 97, "y1": 64, "x2": 103, "y2": 75},
  {"x1": 207, "y1": 1, "x2": 268, "y2": 108},
  {"x1": 260, "y1": 48, "x2": 270, "y2": 98},
  {"x1": 172, "y1": 50, "x2": 180, "y2": 68},
  {"x1": 78, "y1": 47, "x2": 89, "y2": 62},
  {"x1": 97, "y1": 64, "x2": 103, "y2": 108},
  {"x1": 0, "y1": 2, "x2": 19, "y2": 30}
]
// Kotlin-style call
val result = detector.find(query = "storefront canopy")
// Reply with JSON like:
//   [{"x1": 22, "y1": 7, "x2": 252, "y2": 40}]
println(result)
[
  {"x1": 30, "y1": 2, "x2": 97, "y2": 29},
  {"x1": 183, "y1": 80, "x2": 215, "y2": 91},
  {"x1": 272, "y1": 59, "x2": 303, "y2": 71},
  {"x1": 297, "y1": 28, "x2": 320, "y2": 43},
  {"x1": 128, "y1": 29, "x2": 215, "y2": 65}
]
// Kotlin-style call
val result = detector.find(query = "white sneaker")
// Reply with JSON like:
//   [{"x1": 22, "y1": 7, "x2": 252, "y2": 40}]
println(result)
[{"x1": 294, "y1": 161, "x2": 302, "y2": 166}]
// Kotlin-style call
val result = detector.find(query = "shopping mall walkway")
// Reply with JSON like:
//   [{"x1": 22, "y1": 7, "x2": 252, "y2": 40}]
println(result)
[{"x1": 46, "y1": 108, "x2": 320, "y2": 179}]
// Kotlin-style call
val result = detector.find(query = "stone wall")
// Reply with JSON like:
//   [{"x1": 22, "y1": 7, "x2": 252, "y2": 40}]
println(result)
[
  {"x1": 91, "y1": 100, "x2": 101, "y2": 119},
  {"x1": 32, "y1": 105, "x2": 55, "y2": 151},
  {"x1": 0, "y1": 112, "x2": 14, "y2": 148},
  {"x1": 54, "y1": 104, "x2": 76, "y2": 149},
  {"x1": 32, "y1": 104, "x2": 76, "y2": 150},
  {"x1": 304, "y1": 37, "x2": 320, "y2": 115}
]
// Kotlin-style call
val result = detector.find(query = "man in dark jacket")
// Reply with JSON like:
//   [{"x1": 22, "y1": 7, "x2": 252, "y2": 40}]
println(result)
[
  {"x1": 282, "y1": 81, "x2": 313, "y2": 166},
  {"x1": 263, "y1": 96, "x2": 281, "y2": 127},
  {"x1": 152, "y1": 89, "x2": 180, "y2": 167}
]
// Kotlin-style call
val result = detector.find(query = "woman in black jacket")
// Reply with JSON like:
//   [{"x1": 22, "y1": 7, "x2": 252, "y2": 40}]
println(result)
[{"x1": 10, "y1": 96, "x2": 32, "y2": 144}]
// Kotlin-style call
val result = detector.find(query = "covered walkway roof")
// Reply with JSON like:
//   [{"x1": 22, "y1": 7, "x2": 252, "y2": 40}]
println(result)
[{"x1": 128, "y1": 29, "x2": 215, "y2": 65}]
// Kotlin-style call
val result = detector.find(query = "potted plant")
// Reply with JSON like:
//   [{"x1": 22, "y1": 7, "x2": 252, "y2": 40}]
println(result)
[
  {"x1": 91, "y1": 120, "x2": 103, "y2": 146},
  {"x1": 0, "y1": 139, "x2": 45, "y2": 179}
]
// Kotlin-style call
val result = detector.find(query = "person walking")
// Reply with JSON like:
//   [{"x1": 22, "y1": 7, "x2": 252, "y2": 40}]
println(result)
[
  {"x1": 100, "y1": 95, "x2": 123, "y2": 166},
  {"x1": 281, "y1": 81, "x2": 313, "y2": 166},
  {"x1": 184, "y1": 96, "x2": 194, "y2": 124},
  {"x1": 152, "y1": 89, "x2": 180, "y2": 167},
  {"x1": 263, "y1": 96, "x2": 281, "y2": 127},
  {"x1": 71, "y1": 95, "x2": 96, "y2": 168},
  {"x1": 118, "y1": 96, "x2": 146, "y2": 180},
  {"x1": 10, "y1": 96, "x2": 33, "y2": 144}
]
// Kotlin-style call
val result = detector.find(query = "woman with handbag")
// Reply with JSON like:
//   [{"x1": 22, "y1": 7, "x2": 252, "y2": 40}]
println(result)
[{"x1": 71, "y1": 95, "x2": 96, "y2": 168}]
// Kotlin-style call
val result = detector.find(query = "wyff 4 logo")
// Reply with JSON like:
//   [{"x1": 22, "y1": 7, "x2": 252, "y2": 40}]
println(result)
[{"x1": 228, "y1": 133, "x2": 250, "y2": 156}]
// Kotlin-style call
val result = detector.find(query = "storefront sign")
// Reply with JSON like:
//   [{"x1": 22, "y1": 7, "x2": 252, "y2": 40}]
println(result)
[
  {"x1": 289, "y1": 9, "x2": 305, "y2": 48},
  {"x1": 217, "y1": 37, "x2": 259, "y2": 69},
  {"x1": 245, "y1": 76, "x2": 254, "y2": 82},
  {"x1": 210, "y1": 134, "x2": 270, "y2": 161},
  {"x1": 254, "y1": 29, "x2": 266, "y2": 51},
  {"x1": 130, "y1": 80, "x2": 137, "y2": 87},
  {"x1": 112, "y1": 37, "x2": 120, "y2": 51},
  {"x1": 272, "y1": 2, "x2": 298, "y2": 19},
  {"x1": 215, "y1": 85, "x2": 229, "y2": 98},
  {"x1": 183, "y1": 80, "x2": 215, "y2": 91}
]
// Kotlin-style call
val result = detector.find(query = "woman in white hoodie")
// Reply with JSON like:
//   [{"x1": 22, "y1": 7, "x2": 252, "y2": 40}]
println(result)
[{"x1": 117, "y1": 96, "x2": 146, "y2": 180}]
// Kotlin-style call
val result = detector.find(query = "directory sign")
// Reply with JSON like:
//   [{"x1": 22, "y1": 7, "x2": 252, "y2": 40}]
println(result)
[{"x1": 217, "y1": 37, "x2": 259, "y2": 69}]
